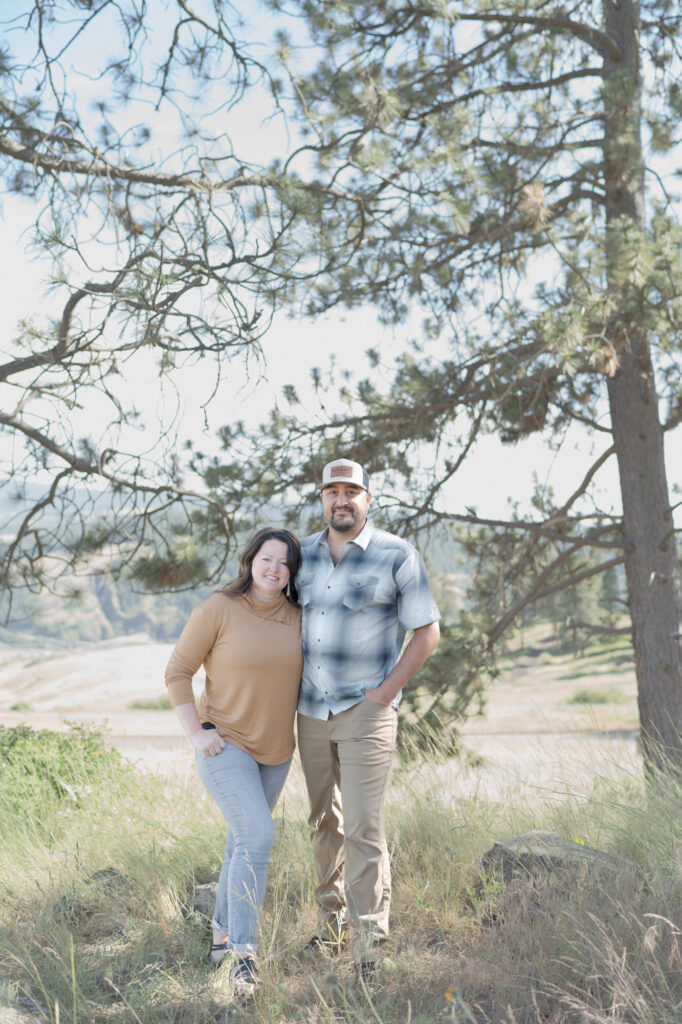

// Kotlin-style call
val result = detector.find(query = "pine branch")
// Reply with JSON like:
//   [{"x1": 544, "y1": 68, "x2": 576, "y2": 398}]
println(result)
[
  {"x1": 411, "y1": 67, "x2": 605, "y2": 121},
  {"x1": 0, "y1": 133, "x2": 369, "y2": 206},
  {"x1": 417, "y1": 510, "x2": 622, "y2": 549},
  {"x1": 487, "y1": 551, "x2": 625, "y2": 646},
  {"x1": 566, "y1": 621, "x2": 632, "y2": 636},
  {"x1": 0, "y1": 133, "x2": 249, "y2": 189},
  {"x1": 456, "y1": 11, "x2": 623, "y2": 62},
  {"x1": 0, "y1": 411, "x2": 230, "y2": 526}
]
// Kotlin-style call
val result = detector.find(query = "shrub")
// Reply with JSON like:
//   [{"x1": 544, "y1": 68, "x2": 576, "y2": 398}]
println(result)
[
  {"x1": 127, "y1": 695, "x2": 172, "y2": 710},
  {"x1": 0, "y1": 723, "x2": 128, "y2": 820},
  {"x1": 566, "y1": 687, "x2": 626, "y2": 705}
]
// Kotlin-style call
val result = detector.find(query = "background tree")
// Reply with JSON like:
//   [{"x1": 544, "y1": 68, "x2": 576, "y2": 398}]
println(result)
[
  {"x1": 206, "y1": 0, "x2": 682, "y2": 767},
  {"x1": 0, "y1": 0, "x2": 358, "y2": 609}
]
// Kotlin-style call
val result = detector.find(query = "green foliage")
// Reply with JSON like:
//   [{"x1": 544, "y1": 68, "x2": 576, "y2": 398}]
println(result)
[
  {"x1": 0, "y1": 723, "x2": 128, "y2": 821},
  {"x1": 566, "y1": 686, "x2": 626, "y2": 705},
  {"x1": 2, "y1": 561, "x2": 214, "y2": 642},
  {"x1": 0, "y1": 1, "x2": 330, "y2": 601},
  {"x1": 131, "y1": 536, "x2": 209, "y2": 591},
  {"x1": 127, "y1": 695, "x2": 172, "y2": 711},
  {"x1": 215, "y1": 5, "x2": 682, "y2": 775},
  {"x1": 454, "y1": 490, "x2": 627, "y2": 656},
  {"x1": 399, "y1": 616, "x2": 495, "y2": 757},
  {"x1": 2, "y1": 0, "x2": 682, "y2": 768}
]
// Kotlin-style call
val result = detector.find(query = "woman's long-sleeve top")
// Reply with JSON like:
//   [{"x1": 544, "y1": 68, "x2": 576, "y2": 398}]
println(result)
[{"x1": 165, "y1": 591, "x2": 303, "y2": 764}]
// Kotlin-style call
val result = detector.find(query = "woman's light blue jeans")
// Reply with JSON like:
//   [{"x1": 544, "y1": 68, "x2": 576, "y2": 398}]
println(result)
[{"x1": 196, "y1": 741, "x2": 291, "y2": 953}]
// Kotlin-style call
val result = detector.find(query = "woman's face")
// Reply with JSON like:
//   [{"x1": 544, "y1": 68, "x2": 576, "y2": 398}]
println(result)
[{"x1": 249, "y1": 538, "x2": 292, "y2": 601}]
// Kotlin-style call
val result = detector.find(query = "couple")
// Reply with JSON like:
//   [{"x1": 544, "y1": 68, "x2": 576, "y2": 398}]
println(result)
[{"x1": 165, "y1": 458, "x2": 440, "y2": 994}]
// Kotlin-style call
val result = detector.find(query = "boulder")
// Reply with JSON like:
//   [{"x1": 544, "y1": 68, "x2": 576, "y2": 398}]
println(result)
[{"x1": 482, "y1": 830, "x2": 646, "y2": 887}]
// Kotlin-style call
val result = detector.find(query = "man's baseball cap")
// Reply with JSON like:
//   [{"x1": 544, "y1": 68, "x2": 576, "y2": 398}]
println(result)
[{"x1": 319, "y1": 458, "x2": 370, "y2": 492}]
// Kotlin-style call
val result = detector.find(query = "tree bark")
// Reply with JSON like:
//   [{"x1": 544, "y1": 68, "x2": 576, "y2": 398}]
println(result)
[{"x1": 603, "y1": 0, "x2": 682, "y2": 767}]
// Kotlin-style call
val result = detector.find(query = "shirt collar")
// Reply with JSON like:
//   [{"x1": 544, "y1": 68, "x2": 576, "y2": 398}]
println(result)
[
  {"x1": 314, "y1": 519, "x2": 374, "y2": 551},
  {"x1": 352, "y1": 520, "x2": 374, "y2": 550}
]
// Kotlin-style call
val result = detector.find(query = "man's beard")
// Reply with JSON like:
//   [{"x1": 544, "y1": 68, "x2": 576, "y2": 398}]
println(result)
[{"x1": 331, "y1": 508, "x2": 357, "y2": 531}]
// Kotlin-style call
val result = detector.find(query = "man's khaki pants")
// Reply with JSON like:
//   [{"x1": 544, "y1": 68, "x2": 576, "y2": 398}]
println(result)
[{"x1": 297, "y1": 699, "x2": 398, "y2": 951}]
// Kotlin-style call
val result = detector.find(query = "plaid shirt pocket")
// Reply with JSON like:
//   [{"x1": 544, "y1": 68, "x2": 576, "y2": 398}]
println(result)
[{"x1": 341, "y1": 574, "x2": 380, "y2": 611}]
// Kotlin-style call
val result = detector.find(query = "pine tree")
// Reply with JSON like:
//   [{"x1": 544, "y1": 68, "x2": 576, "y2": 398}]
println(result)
[{"x1": 230, "y1": 0, "x2": 682, "y2": 767}]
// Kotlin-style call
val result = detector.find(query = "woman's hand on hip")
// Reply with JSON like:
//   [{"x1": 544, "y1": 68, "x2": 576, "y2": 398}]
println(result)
[{"x1": 190, "y1": 728, "x2": 226, "y2": 757}]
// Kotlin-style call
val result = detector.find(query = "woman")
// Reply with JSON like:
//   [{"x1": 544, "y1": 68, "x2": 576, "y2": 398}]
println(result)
[{"x1": 165, "y1": 527, "x2": 302, "y2": 995}]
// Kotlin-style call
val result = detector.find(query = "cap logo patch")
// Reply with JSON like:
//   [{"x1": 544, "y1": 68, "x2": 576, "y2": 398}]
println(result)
[{"x1": 331, "y1": 466, "x2": 353, "y2": 478}]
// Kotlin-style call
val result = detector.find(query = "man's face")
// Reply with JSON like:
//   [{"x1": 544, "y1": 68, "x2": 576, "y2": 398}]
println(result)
[{"x1": 320, "y1": 482, "x2": 371, "y2": 533}]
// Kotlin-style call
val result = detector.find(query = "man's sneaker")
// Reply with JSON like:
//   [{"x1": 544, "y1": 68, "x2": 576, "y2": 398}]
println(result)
[{"x1": 229, "y1": 955, "x2": 260, "y2": 996}]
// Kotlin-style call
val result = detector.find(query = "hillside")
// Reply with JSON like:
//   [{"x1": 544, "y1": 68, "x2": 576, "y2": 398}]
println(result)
[
  {"x1": 0, "y1": 482, "x2": 471, "y2": 642},
  {"x1": 1, "y1": 566, "x2": 216, "y2": 643}
]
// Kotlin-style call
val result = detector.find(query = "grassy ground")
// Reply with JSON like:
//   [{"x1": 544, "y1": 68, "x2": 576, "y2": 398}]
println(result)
[{"x1": 0, "y1": 724, "x2": 680, "y2": 1024}]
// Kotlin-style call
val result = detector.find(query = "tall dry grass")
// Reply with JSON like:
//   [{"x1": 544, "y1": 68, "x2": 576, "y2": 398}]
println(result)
[{"x1": 0, "y1": 725, "x2": 680, "y2": 1024}]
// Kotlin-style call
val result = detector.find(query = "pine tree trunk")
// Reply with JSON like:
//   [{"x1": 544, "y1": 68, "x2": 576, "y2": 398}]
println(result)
[{"x1": 603, "y1": 0, "x2": 682, "y2": 768}]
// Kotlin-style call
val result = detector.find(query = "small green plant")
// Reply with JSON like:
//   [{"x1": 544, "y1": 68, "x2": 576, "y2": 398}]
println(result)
[
  {"x1": 8, "y1": 702, "x2": 31, "y2": 712},
  {"x1": 23, "y1": 657, "x2": 47, "y2": 668},
  {"x1": 566, "y1": 687, "x2": 626, "y2": 706},
  {"x1": 466, "y1": 866, "x2": 506, "y2": 927},
  {"x1": 127, "y1": 695, "x2": 172, "y2": 711}
]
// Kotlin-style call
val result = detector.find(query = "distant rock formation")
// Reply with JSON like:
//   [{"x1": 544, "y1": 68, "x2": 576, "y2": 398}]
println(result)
[{"x1": 93, "y1": 572, "x2": 152, "y2": 635}]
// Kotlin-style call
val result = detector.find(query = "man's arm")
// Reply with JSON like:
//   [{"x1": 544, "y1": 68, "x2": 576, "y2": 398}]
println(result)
[{"x1": 363, "y1": 621, "x2": 441, "y2": 706}]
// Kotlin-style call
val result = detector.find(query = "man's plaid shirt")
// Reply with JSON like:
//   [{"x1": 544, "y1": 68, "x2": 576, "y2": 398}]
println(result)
[{"x1": 297, "y1": 521, "x2": 440, "y2": 720}]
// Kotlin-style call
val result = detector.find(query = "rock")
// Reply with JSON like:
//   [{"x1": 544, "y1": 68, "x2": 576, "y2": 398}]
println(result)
[
  {"x1": 88, "y1": 866, "x2": 131, "y2": 890},
  {"x1": 0, "y1": 977, "x2": 48, "y2": 1024},
  {"x1": 482, "y1": 830, "x2": 646, "y2": 887},
  {"x1": 186, "y1": 882, "x2": 217, "y2": 918},
  {"x1": 0, "y1": 1008, "x2": 44, "y2": 1024},
  {"x1": 53, "y1": 866, "x2": 133, "y2": 934}
]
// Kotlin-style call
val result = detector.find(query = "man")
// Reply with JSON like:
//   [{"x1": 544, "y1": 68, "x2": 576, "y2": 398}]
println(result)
[{"x1": 296, "y1": 457, "x2": 440, "y2": 973}]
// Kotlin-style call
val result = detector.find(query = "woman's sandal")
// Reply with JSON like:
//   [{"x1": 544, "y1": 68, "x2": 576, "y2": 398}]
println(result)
[{"x1": 209, "y1": 941, "x2": 229, "y2": 965}]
